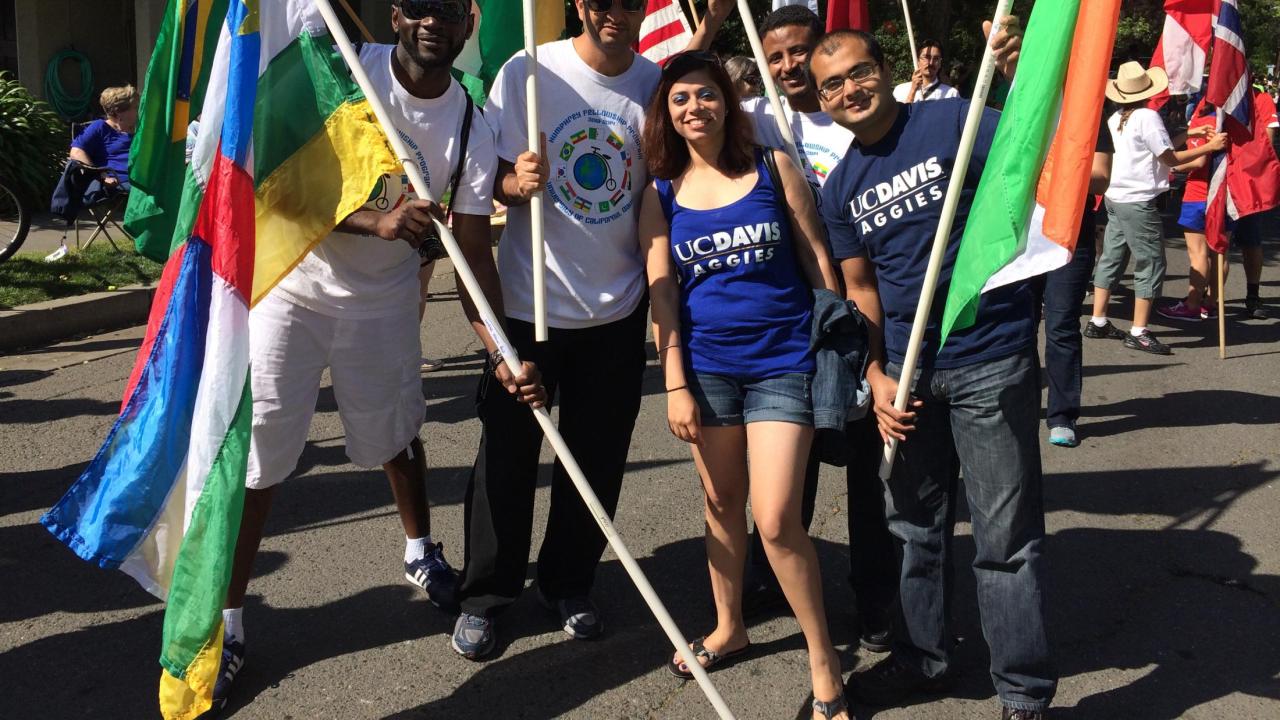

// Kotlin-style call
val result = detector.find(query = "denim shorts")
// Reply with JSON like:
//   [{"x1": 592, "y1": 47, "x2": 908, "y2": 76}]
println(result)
[{"x1": 687, "y1": 371, "x2": 813, "y2": 427}]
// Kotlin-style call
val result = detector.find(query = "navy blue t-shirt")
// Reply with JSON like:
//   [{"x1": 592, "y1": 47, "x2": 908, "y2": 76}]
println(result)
[
  {"x1": 656, "y1": 150, "x2": 814, "y2": 380},
  {"x1": 71, "y1": 119, "x2": 132, "y2": 176},
  {"x1": 820, "y1": 99, "x2": 1034, "y2": 370}
]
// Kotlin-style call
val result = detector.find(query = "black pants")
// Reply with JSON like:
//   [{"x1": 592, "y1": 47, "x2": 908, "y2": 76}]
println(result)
[
  {"x1": 458, "y1": 300, "x2": 648, "y2": 617},
  {"x1": 747, "y1": 415, "x2": 899, "y2": 619},
  {"x1": 1031, "y1": 211, "x2": 1097, "y2": 429}
]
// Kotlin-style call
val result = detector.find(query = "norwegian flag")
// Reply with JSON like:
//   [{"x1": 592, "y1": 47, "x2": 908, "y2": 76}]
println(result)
[
  {"x1": 1146, "y1": 0, "x2": 1215, "y2": 110},
  {"x1": 1202, "y1": 0, "x2": 1253, "y2": 252},
  {"x1": 638, "y1": 0, "x2": 694, "y2": 67}
]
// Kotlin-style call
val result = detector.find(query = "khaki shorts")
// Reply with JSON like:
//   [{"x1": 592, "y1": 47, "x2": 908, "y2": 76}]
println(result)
[{"x1": 245, "y1": 293, "x2": 425, "y2": 489}]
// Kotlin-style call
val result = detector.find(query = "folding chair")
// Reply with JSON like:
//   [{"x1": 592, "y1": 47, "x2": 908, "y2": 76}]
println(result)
[{"x1": 49, "y1": 158, "x2": 131, "y2": 252}]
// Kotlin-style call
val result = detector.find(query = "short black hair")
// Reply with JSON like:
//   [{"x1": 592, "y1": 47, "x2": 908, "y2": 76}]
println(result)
[
  {"x1": 814, "y1": 30, "x2": 885, "y2": 67},
  {"x1": 918, "y1": 39, "x2": 943, "y2": 58},
  {"x1": 760, "y1": 4, "x2": 823, "y2": 42}
]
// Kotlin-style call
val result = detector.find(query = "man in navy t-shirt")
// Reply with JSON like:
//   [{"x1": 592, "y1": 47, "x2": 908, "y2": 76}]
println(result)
[{"x1": 812, "y1": 29, "x2": 1055, "y2": 720}]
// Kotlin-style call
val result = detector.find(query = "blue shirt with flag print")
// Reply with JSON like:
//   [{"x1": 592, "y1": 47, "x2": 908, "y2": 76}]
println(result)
[
  {"x1": 820, "y1": 99, "x2": 1034, "y2": 370},
  {"x1": 656, "y1": 150, "x2": 814, "y2": 380}
]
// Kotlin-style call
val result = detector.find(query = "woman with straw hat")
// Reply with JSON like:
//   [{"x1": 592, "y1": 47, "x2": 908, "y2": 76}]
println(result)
[{"x1": 1086, "y1": 61, "x2": 1228, "y2": 355}]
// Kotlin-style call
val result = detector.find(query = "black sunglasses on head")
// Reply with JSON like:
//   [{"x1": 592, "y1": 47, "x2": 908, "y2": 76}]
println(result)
[
  {"x1": 398, "y1": 0, "x2": 469, "y2": 24},
  {"x1": 586, "y1": 0, "x2": 647, "y2": 13},
  {"x1": 661, "y1": 51, "x2": 722, "y2": 79}
]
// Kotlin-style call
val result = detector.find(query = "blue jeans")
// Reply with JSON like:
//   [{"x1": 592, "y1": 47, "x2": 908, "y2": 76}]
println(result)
[
  {"x1": 884, "y1": 349, "x2": 1054, "y2": 712},
  {"x1": 1033, "y1": 225, "x2": 1097, "y2": 429}
]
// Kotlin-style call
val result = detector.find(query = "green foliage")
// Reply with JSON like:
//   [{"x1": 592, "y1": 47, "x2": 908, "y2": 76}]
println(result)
[
  {"x1": 0, "y1": 245, "x2": 164, "y2": 309},
  {"x1": 0, "y1": 72, "x2": 68, "y2": 210}
]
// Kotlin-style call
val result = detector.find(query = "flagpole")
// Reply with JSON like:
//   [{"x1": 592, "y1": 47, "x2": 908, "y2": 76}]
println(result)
[
  {"x1": 1215, "y1": 108, "x2": 1227, "y2": 359},
  {"x1": 900, "y1": 0, "x2": 919, "y2": 68},
  {"x1": 686, "y1": 0, "x2": 701, "y2": 26},
  {"x1": 736, "y1": 0, "x2": 804, "y2": 172},
  {"x1": 879, "y1": 0, "x2": 1012, "y2": 480},
  {"x1": 311, "y1": 1, "x2": 734, "y2": 717},
  {"x1": 336, "y1": 0, "x2": 375, "y2": 43},
  {"x1": 523, "y1": 0, "x2": 549, "y2": 342}
]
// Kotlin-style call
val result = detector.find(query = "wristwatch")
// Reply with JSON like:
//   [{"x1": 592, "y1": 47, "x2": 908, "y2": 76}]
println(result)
[{"x1": 489, "y1": 348, "x2": 504, "y2": 369}]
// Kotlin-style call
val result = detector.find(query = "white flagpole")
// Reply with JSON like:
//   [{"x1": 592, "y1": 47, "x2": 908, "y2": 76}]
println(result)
[
  {"x1": 900, "y1": 0, "x2": 919, "y2": 70},
  {"x1": 311, "y1": 1, "x2": 734, "y2": 717},
  {"x1": 523, "y1": 0, "x2": 548, "y2": 342},
  {"x1": 879, "y1": 0, "x2": 1012, "y2": 480},
  {"x1": 737, "y1": 0, "x2": 805, "y2": 172}
]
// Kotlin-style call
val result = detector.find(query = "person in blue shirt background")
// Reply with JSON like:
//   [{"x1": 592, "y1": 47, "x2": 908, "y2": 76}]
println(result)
[
  {"x1": 69, "y1": 85, "x2": 138, "y2": 190},
  {"x1": 811, "y1": 26, "x2": 1055, "y2": 720}
]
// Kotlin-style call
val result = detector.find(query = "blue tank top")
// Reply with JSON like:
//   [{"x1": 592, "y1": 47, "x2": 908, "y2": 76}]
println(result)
[{"x1": 655, "y1": 150, "x2": 814, "y2": 379}]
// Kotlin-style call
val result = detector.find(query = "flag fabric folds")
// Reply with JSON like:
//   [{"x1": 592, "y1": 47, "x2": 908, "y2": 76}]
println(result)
[
  {"x1": 1147, "y1": 0, "x2": 1215, "y2": 110},
  {"x1": 125, "y1": 0, "x2": 230, "y2": 261},
  {"x1": 638, "y1": 0, "x2": 694, "y2": 67},
  {"x1": 453, "y1": 0, "x2": 565, "y2": 105},
  {"x1": 825, "y1": 0, "x2": 869, "y2": 32},
  {"x1": 40, "y1": 1, "x2": 398, "y2": 717},
  {"x1": 1205, "y1": 0, "x2": 1251, "y2": 136},
  {"x1": 940, "y1": 0, "x2": 1121, "y2": 345}
]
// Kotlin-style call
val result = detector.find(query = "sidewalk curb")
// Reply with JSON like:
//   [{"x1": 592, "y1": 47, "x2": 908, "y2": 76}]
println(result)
[{"x1": 0, "y1": 285, "x2": 155, "y2": 353}]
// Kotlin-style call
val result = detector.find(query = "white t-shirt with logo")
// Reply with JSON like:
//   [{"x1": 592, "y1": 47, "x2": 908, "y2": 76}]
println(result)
[
  {"x1": 893, "y1": 81, "x2": 960, "y2": 103},
  {"x1": 1104, "y1": 108, "x2": 1174, "y2": 204},
  {"x1": 487, "y1": 40, "x2": 660, "y2": 329},
  {"x1": 743, "y1": 96, "x2": 854, "y2": 195},
  {"x1": 274, "y1": 43, "x2": 497, "y2": 319}
]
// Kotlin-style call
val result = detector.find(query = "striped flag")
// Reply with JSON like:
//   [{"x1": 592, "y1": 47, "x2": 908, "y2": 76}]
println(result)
[
  {"x1": 454, "y1": 0, "x2": 565, "y2": 104},
  {"x1": 1147, "y1": 0, "x2": 1215, "y2": 110},
  {"x1": 940, "y1": 0, "x2": 1121, "y2": 344},
  {"x1": 638, "y1": 0, "x2": 694, "y2": 66},
  {"x1": 124, "y1": 0, "x2": 229, "y2": 261},
  {"x1": 1204, "y1": 0, "x2": 1250, "y2": 254},
  {"x1": 40, "y1": 1, "x2": 398, "y2": 717}
]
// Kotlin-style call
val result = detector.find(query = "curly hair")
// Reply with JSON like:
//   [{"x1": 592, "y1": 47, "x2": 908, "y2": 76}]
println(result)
[{"x1": 99, "y1": 85, "x2": 138, "y2": 117}]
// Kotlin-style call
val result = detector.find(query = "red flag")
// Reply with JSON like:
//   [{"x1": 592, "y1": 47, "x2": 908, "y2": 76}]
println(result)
[
  {"x1": 826, "y1": 0, "x2": 869, "y2": 32},
  {"x1": 1205, "y1": 93, "x2": 1280, "y2": 253},
  {"x1": 1147, "y1": 0, "x2": 1214, "y2": 110},
  {"x1": 638, "y1": 0, "x2": 694, "y2": 67}
]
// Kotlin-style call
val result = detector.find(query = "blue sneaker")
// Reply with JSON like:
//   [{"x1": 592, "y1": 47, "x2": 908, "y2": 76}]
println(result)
[
  {"x1": 451, "y1": 612, "x2": 496, "y2": 660},
  {"x1": 538, "y1": 590, "x2": 604, "y2": 640},
  {"x1": 405, "y1": 543, "x2": 458, "y2": 612},
  {"x1": 211, "y1": 635, "x2": 245, "y2": 711},
  {"x1": 1048, "y1": 426, "x2": 1078, "y2": 448}
]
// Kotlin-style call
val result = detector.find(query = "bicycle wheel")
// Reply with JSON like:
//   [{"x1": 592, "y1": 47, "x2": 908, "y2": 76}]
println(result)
[{"x1": 0, "y1": 181, "x2": 31, "y2": 263}]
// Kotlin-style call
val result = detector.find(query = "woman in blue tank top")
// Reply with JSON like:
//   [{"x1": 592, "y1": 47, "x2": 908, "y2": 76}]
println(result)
[{"x1": 638, "y1": 52, "x2": 848, "y2": 719}]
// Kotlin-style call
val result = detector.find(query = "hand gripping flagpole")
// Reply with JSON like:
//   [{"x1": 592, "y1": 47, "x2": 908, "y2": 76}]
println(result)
[
  {"x1": 523, "y1": 0, "x2": 549, "y2": 342},
  {"x1": 736, "y1": 0, "x2": 804, "y2": 172},
  {"x1": 312, "y1": 2, "x2": 735, "y2": 717},
  {"x1": 879, "y1": 0, "x2": 1011, "y2": 480}
]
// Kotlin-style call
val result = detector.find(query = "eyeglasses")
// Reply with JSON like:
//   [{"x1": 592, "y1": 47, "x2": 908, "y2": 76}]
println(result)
[
  {"x1": 585, "y1": 0, "x2": 647, "y2": 13},
  {"x1": 397, "y1": 0, "x2": 469, "y2": 24},
  {"x1": 816, "y1": 62, "x2": 879, "y2": 101}
]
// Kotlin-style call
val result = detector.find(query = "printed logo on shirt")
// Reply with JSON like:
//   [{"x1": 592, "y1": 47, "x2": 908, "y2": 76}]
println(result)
[
  {"x1": 672, "y1": 220, "x2": 781, "y2": 279},
  {"x1": 847, "y1": 156, "x2": 945, "y2": 236},
  {"x1": 548, "y1": 108, "x2": 641, "y2": 225},
  {"x1": 364, "y1": 131, "x2": 437, "y2": 213},
  {"x1": 800, "y1": 140, "x2": 842, "y2": 187}
]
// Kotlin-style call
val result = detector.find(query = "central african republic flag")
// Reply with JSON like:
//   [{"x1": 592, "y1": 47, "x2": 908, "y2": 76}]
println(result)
[{"x1": 40, "y1": 1, "x2": 398, "y2": 718}]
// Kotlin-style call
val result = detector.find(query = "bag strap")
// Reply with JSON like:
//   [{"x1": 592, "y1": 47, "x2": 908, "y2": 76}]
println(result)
[
  {"x1": 443, "y1": 98, "x2": 474, "y2": 219},
  {"x1": 761, "y1": 146, "x2": 788, "y2": 217}
]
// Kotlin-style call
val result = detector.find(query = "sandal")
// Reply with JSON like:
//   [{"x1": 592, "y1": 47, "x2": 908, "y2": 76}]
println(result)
[
  {"x1": 666, "y1": 636, "x2": 751, "y2": 679},
  {"x1": 812, "y1": 693, "x2": 848, "y2": 719}
]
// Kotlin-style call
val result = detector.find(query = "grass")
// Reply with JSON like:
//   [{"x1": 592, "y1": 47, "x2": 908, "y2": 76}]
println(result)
[{"x1": 0, "y1": 246, "x2": 164, "y2": 309}]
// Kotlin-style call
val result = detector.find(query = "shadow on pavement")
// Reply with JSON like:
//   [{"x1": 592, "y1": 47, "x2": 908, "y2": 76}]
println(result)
[{"x1": 1081, "y1": 389, "x2": 1280, "y2": 438}]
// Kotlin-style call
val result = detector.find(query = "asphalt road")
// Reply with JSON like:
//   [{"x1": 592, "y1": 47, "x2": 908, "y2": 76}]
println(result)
[{"x1": 2, "y1": 243, "x2": 1279, "y2": 720}]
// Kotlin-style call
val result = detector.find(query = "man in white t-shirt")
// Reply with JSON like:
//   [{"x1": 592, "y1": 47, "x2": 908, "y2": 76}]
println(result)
[
  {"x1": 452, "y1": 0, "x2": 661, "y2": 661},
  {"x1": 213, "y1": 0, "x2": 544, "y2": 710},
  {"x1": 892, "y1": 39, "x2": 960, "y2": 103},
  {"x1": 691, "y1": 1, "x2": 897, "y2": 656}
]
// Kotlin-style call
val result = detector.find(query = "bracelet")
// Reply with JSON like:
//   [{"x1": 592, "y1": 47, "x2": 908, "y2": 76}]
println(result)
[
  {"x1": 489, "y1": 349, "x2": 504, "y2": 368},
  {"x1": 665, "y1": 385, "x2": 688, "y2": 393},
  {"x1": 658, "y1": 342, "x2": 680, "y2": 354}
]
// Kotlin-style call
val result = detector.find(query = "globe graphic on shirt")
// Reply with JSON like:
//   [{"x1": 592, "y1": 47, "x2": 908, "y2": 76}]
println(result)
[{"x1": 573, "y1": 151, "x2": 610, "y2": 191}]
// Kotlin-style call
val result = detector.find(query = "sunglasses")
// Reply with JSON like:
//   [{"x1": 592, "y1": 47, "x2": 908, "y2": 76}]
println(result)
[
  {"x1": 398, "y1": 0, "x2": 469, "y2": 24},
  {"x1": 661, "y1": 51, "x2": 722, "y2": 79},
  {"x1": 585, "y1": 0, "x2": 647, "y2": 12}
]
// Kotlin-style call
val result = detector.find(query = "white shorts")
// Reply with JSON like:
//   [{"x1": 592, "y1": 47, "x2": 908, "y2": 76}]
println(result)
[{"x1": 245, "y1": 293, "x2": 425, "y2": 489}]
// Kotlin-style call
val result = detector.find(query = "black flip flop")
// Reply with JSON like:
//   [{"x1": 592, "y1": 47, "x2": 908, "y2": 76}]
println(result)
[{"x1": 667, "y1": 636, "x2": 752, "y2": 679}]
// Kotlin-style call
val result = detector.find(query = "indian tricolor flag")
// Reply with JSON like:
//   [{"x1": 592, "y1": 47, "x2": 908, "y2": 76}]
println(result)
[
  {"x1": 40, "y1": 1, "x2": 397, "y2": 718},
  {"x1": 939, "y1": 0, "x2": 1120, "y2": 344},
  {"x1": 454, "y1": 0, "x2": 565, "y2": 104}
]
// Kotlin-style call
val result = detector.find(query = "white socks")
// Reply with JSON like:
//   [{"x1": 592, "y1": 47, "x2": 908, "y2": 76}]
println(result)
[
  {"x1": 223, "y1": 607, "x2": 244, "y2": 643},
  {"x1": 405, "y1": 535, "x2": 434, "y2": 564},
  {"x1": 1130, "y1": 326, "x2": 1146, "y2": 337},
  {"x1": 1090, "y1": 316, "x2": 1108, "y2": 327}
]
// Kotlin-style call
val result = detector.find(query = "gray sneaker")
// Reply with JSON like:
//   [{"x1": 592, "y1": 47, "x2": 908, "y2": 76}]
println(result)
[
  {"x1": 539, "y1": 590, "x2": 604, "y2": 640},
  {"x1": 451, "y1": 612, "x2": 495, "y2": 660},
  {"x1": 1048, "y1": 426, "x2": 1078, "y2": 448}
]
